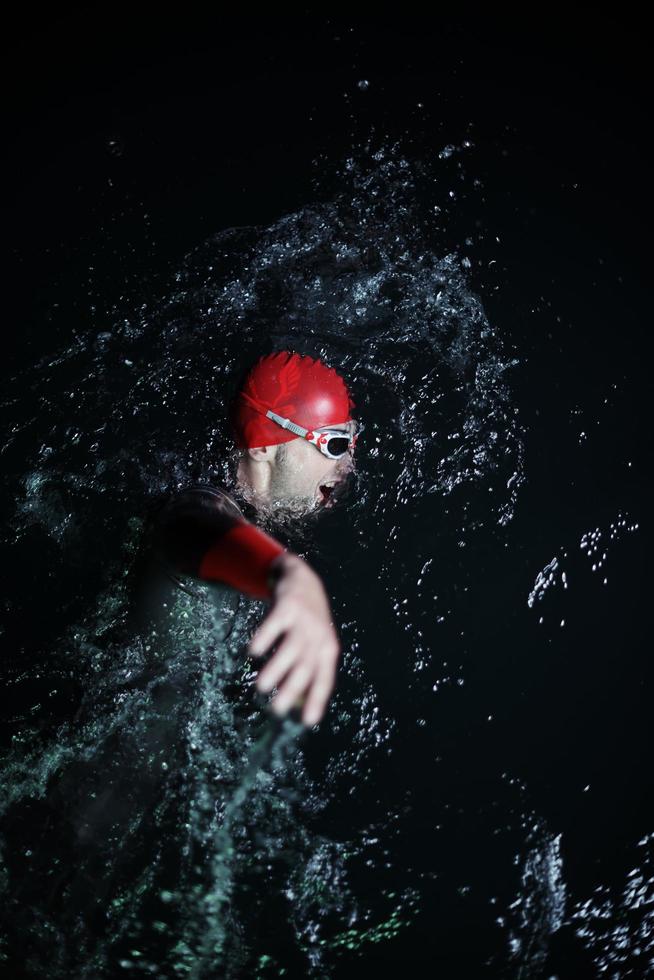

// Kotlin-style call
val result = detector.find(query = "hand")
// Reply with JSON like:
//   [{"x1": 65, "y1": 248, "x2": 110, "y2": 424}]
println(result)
[{"x1": 247, "y1": 552, "x2": 341, "y2": 727}]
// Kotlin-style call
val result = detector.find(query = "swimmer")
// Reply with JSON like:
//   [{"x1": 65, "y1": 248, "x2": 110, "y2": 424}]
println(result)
[{"x1": 140, "y1": 350, "x2": 363, "y2": 728}]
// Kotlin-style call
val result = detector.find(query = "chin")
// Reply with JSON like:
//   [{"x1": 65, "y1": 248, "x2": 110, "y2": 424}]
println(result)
[{"x1": 266, "y1": 495, "x2": 317, "y2": 521}]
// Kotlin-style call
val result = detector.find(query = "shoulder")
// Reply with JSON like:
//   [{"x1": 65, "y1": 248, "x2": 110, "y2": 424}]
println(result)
[
  {"x1": 171, "y1": 483, "x2": 244, "y2": 518},
  {"x1": 147, "y1": 483, "x2": 244, "y2": 532}
]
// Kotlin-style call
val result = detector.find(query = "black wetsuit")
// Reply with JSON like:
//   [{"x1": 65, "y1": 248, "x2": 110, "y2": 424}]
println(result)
[
  {"x1": 0, "y1": 484, "x2": 305, "y2": 977},
  {"x1": 130, "y1": 482, "x2": 263, "y2": 641}
]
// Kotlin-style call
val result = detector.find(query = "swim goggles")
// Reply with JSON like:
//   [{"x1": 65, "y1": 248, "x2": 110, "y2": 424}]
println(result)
[
  {"x1": 264, "y1": 409, "x2": 364, "y2": 460},
  {"x1": 237, "y1": 390, "x2": 363, "y2": 459}
]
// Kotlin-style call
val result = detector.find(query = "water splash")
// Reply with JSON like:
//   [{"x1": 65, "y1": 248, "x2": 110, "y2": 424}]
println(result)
[
  {"x1": 505, "y1": 825, "x2": 567, "y2": 977},
  {"x1": 527, "y1": 511, "x2": 640, "y2": 615},
  {"x1": 570, "y1": 832, "x2": 654, "y2": 977},
  {"x1": 1, "y1": 137, "x2": 530, "y2": 976}
]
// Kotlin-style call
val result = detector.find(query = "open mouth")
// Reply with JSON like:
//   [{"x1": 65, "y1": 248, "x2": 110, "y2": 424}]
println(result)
[{"x1": 318, "y1": 482, "x2": 338, "y2": 508}]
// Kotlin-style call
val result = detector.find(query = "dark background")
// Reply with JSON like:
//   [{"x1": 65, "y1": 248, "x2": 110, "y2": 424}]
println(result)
[
  {"x1": 3, "y1": 9, "x2": 652, "y2": 976},
  {"x1": 5, "y1": 9, "x2": 651, "y2": 369}
]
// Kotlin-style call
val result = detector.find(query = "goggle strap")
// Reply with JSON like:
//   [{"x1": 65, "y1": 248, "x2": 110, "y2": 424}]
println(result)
[
  {"x1": 238, "y1": 392, "x2": 308, "y2": 437},
  {"x1": 239, "y1": 391, "x2": 357, "y2": 447},
  {"x1": 265, "y1": 409, "x2": 309, "y2": 439}
]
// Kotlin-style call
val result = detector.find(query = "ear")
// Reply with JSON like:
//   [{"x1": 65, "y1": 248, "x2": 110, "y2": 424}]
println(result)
[{"x1": 247, "y1": 444, "x2": 278, "y2": 462}]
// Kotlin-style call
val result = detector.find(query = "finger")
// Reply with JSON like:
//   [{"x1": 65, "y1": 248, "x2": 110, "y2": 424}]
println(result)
[
  {"x1": 256, "y1": 638, "x2": 301, "y2": 693},
  {"x1": 301, "y1": 664, "x2": 336, "y2": 727},
  {"x1": 248, "y1": 608, "x2": 289, "y2": 657},
  {"x1": 271, "y1": 663, "x2": 314, "y2": 716}
]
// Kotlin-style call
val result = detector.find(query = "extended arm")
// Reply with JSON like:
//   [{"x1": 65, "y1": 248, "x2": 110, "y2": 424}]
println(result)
[{"x1": 148, "y1": 486, "x2": 340, "y2": 726}]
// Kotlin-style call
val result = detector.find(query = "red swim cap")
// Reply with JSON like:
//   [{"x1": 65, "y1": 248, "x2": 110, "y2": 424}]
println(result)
[{"x1": 230, "y1": 351, "x2": 356, "y2": 449}]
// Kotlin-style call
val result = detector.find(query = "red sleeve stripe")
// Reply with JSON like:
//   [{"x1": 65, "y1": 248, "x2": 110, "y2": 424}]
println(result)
[{"x1": 197, "y1": 522, "x2": 286, "y2": 600}]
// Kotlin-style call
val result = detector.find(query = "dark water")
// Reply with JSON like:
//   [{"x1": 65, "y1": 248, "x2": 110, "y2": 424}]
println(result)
[{"x1": 2, "y1": 12, "x2": 651, "y2": 979}]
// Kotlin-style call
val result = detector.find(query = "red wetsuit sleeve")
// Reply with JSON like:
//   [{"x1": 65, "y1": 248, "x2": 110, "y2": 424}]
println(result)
[
  {"x1": 149, "y1": 486, "x2": 286, "y2": 601},
  {"x1": 198, "y1": 522, "x2": 286, "y2": 600}
]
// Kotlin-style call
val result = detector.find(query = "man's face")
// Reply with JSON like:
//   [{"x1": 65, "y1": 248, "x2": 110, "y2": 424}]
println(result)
[{"x1": 268, "y1": 422, "x2": 355, "y2": 513}]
